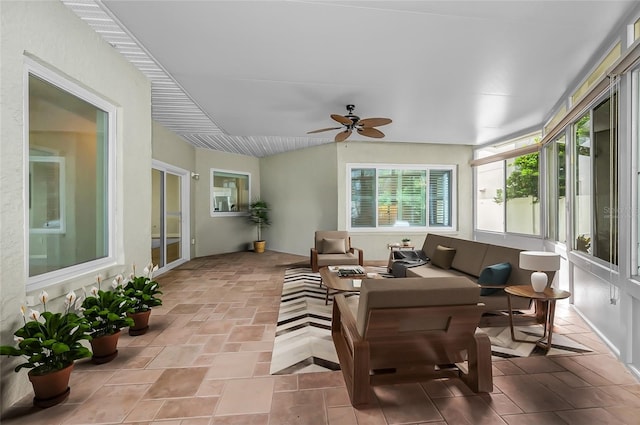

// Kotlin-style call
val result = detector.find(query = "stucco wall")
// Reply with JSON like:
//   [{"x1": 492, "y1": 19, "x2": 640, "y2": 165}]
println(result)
[
  {"x1": 258, "y1": 141, "x2": 473, "y2": 260},
  {"x1": 194, "y1": 148, "x2": 261, "y2": 256},
  {"x1": 0, "y1": 1, "x2": 151, "y2": 411},
  {"x1": 260, "y1": 143, "x2": 338, "y2": 256}
]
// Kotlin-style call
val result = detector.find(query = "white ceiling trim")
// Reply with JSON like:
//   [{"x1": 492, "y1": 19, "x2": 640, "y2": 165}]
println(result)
[{"x1": 61, "y1": 0, "x2": 327, "y2": 157}]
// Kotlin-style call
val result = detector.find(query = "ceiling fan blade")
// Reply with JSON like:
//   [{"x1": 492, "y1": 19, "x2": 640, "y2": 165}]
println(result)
[
  {"x1": 331, "y1": 114, "x2": 353, "y2": 126},
  {"x1": 335, "y1": 129, "x2": 352, "y2": 142},
  {"x1": 357, "y1": 127, "x2": 385, "y2": 138},
  {"x1": 307, "y1": 127, "x2": 343, "y2": 134},
  {"x1": 358, "y1": 118, "x2": 392, "y2": 128}
]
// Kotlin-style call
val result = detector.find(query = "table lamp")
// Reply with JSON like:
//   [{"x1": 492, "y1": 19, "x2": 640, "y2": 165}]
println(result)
[{"x1": 519, "y1": 251, "x2": 560, "y2": 292}]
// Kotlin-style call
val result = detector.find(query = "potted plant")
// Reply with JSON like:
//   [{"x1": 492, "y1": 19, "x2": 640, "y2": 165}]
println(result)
[
  {"x1": 81, "y1": 275, "x2": 134, "y2": 364},
  {"x1": 248, "y1": 199, "x2": 271, "y2": 253},
  {"x1": 0, "y1": 290, "x2": 92, "y2": 408},
  {"x1": 123, "y1": 263, "x2": 163, "y2": 336},
  {"x1": 402, "y1": 237, "x2": 411, "y2": 246}
]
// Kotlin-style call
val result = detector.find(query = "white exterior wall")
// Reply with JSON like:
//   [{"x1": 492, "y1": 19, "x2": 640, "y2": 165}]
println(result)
[{"x1": 0, "y1": 1, "x2": 152, "y2": 411}]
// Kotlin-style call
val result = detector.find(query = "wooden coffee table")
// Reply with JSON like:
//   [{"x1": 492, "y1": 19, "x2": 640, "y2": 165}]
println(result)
[
  {"x1": 505, "y1": 285, "x2": 571, "y2": 351},
  {"x1": 318, "y1": 267, "x2": 381, "y2": 305}
]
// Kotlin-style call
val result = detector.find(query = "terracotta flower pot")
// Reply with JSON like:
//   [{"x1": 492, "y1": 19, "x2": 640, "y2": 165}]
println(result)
[
  {"x1": 89, "y1": 330, "x2": 121, "y2": 364},
  {"x1": 28, "y1": 363, "x2": 74, "y2": 408},
  {"x1": 128, "y1": 310, "x2": 151, "y2": 336}
]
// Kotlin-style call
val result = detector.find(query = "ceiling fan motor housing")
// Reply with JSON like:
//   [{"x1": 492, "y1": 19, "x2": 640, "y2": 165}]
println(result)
[{"x1": 345, "y1": 104, "x2": 359, "y2": 128}]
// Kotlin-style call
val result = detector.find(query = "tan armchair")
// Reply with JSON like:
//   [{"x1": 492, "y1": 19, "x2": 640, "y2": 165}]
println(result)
[
  {"x1": 310, "y1": 230, "x2": 363, "y2": 272},
  {"x1": 331, "y1": 277, "x2": 493, "y2": 406}
]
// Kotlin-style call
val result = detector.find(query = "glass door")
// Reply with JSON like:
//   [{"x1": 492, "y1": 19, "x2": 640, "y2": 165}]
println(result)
[{"x1": 152, "y1": 167, "x2": 185, "y2": 268}]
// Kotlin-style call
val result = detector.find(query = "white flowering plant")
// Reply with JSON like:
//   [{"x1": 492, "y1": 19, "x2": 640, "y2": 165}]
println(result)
[
  {"x1": 81, "y1": 275, "x2": 134, "y2": 338},
  {"x1": 0, "y1": 290, "x2": 92, "y2": 375},
  {"x1": 123, "y1": 263, "x2": 163, "y2": 313}
]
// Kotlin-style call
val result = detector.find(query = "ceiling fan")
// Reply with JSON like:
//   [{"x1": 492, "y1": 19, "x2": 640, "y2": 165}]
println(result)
[{"x1": 307, "y1": 104, "x2": 392, "y2": 142}]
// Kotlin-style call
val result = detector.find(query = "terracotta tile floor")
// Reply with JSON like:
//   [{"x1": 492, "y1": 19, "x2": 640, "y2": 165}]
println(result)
[{"x1": 3, "y1": 251, "x2": 640, "y2": 425}]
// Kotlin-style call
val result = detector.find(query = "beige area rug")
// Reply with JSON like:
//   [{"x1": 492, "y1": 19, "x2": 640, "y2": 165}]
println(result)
[{"x1": 271, "y1": 268, "x2": 592, "y2": 374}]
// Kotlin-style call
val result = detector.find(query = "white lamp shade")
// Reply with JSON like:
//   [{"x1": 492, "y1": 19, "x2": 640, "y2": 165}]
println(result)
[
  {"x1": 519, "y1": 251, "x2": 560, "y2": 292},
  {"x1": 519, "y1": 251, "x2": 560, "y2": 272}
]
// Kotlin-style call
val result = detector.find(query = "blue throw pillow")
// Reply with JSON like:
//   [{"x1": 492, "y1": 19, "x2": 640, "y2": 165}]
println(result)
[{"x1": 478, "y1": 262, "x2": 512, "y2": 296}]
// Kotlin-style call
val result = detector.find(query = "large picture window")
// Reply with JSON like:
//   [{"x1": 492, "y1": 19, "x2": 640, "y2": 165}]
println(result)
[
  {"x1": 27, "y1": 63, "x2": 115, "y2": 288},
  {"x1": 348, "y1": 164, "x2": 456, "y2": 231}
]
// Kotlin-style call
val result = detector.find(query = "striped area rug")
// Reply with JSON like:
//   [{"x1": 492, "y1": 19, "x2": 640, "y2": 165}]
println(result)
[{"x1": 270, "y1": 268, "x2": 591, "y2": 375}]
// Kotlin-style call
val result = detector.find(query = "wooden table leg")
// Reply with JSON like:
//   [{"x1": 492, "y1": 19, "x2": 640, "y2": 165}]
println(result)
[
  {"x1": 536, "y1": 300, "x2": 556, "y2": 351},
  {"x1": 507, "y1": 293, "x2": 516, "y2": 341},
  {"x1": 507, "y1": 293, "x2": 539, "y2": 344}
]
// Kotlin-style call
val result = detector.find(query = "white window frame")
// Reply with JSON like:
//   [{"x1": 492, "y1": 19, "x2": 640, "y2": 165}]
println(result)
[
  {"x1": 25, "y1": 58, "x2": 117, "y2": 291},
  {"x1": 210, "y1": 168, "x2": 251, "y2": 217},
  {"x1": 346, "y1": 163, "x2": 457, "y2": 232}
]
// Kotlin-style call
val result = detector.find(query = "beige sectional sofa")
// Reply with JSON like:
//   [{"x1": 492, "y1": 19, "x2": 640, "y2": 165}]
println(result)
[{"x1": 399, "y1": 233, "x2": 555, "y2": 316}]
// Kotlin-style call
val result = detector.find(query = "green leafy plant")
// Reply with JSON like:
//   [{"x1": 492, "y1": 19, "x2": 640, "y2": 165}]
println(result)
[
  {"x1": 576, "y1": 234, "x2": 591, "y2": 253},
  {"x1": 506, "y1": 152, "x2": 540, "y2": 202},
  {"x1": 0, "y1": 290, "x2": 92, "y2": 375},
  {"x1": 81, "y1": 275, "x2": 134, "y2": 338},
  {"x1": 123, "y1": 264, "x2": 163, "y2": 313},
  {"x1": 248, "y1": 199, "x2": 271, "y2": 241},
  {"x1": 402, "y1": 238, "x2": 411, "y2": 243}
]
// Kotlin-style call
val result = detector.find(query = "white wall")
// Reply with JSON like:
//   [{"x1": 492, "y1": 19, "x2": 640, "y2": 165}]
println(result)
[
  {"x1": 194, "y1": 148, "x2": 261, "y2": 255},
  {"x1": 260, "y1": 143, "x2": 338, "y2": 256},
  {"x1": 0, "y1": 1, "x2": 152, "y2": 411}
]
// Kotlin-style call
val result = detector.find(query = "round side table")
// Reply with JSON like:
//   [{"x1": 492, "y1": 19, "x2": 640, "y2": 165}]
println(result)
[{"x1": 504, "y1": 285, "x2": 571, "y2": 351}]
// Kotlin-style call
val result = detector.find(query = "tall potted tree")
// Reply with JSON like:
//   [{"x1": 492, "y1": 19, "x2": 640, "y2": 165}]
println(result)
[{"x1": 248, "y1": 199, "x2": 271, "y2": 253}]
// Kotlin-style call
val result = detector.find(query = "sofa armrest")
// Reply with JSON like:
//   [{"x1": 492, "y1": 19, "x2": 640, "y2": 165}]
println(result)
[
  {"x1": 310, "y1": 248, "x2": 319, "y2": 272},
  {"x1": 334, "y1": 294, "x2": 362, "y2": 344},
  {"x1": 349, "y1": 246, "x2": 364, "y2": 266}
]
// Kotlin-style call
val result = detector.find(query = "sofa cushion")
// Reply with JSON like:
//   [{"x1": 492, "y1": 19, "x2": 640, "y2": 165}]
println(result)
[
  {"x1": 478, "y1": 262, "x2": 512, "y2": 295},
  {"x1": 322, "y1": 238, "x2": 347, "y2": 254},
  {"x1": 405, "y1": 264, "x2": 468, "y2": 279},
  {"x1": 450, "y1": 240, "x2": 489, "y2": 277},
  {"x1": 431, "y1": 245, "x2": 456, "y2": 270}
]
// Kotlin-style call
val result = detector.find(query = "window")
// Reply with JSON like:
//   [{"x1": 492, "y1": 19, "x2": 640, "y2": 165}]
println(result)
[
  {"x1": 27, "y1": 63, "x2": 115, "y2": 288},
  {"x1": 210, "y1": 169, "x2": 250, "y2": 216},
  {"x1": 505, "y1": 152, "x2": 540, "y2": 235},
  {"x1": 545, "y1": 135, "x2": 567, "y2": 243},
  {"x1": 476, "y1": 161, "x2": 505, "y2": 232},
  {"x1": 573, "y1": 95, "x2": 618, "y2": 264},
  {"x1": 474, "y1": 132, "x2": 541, "y2": 235},
  {"x1": 348, "y1": 164, "x2": 456, "y2": 231}
]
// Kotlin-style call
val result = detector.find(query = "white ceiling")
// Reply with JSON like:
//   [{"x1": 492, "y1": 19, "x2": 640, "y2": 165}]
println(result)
[{"x1": 65, "y1": 1, "x2": 638, "y2": 157}]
